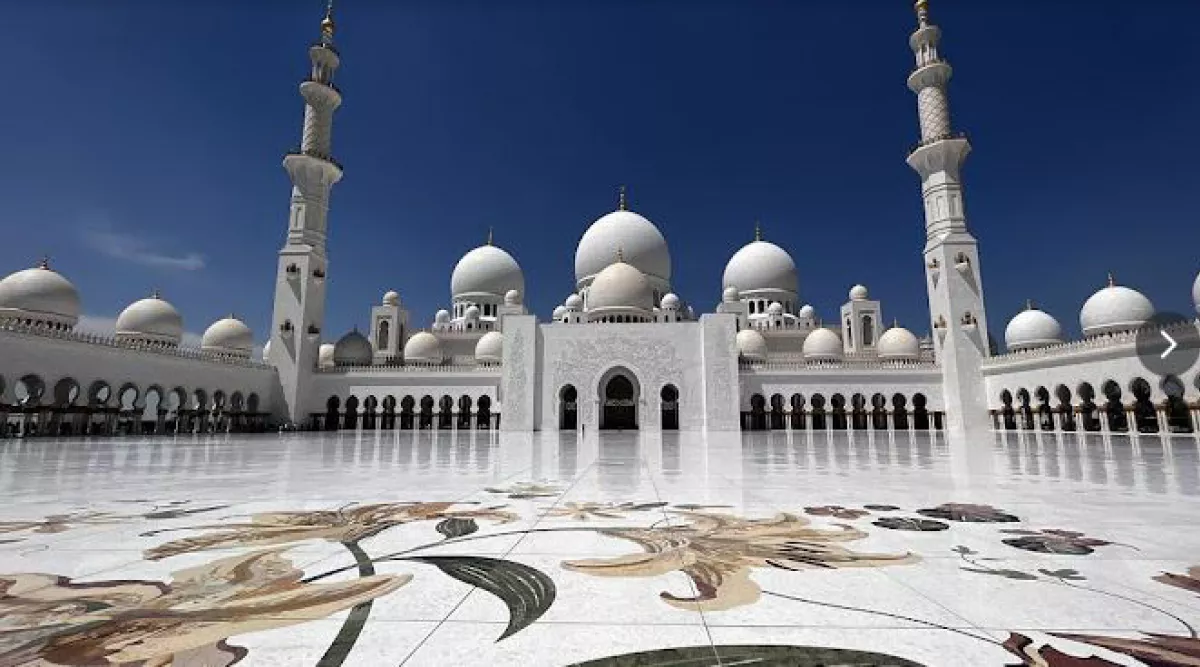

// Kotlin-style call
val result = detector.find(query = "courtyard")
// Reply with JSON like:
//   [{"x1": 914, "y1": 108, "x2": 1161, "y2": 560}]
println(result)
[{"x1": 0, "y1": 430, "x2": 1197, "y2": 666}]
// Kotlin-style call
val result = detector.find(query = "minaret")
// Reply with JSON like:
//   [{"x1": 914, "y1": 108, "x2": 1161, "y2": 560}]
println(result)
[
  {"x1": 269, "y1": 2, "x2": 345, "y2": 424},
  {"x1": 905, "y1": 0, "x2": 991, "y2": 438}
]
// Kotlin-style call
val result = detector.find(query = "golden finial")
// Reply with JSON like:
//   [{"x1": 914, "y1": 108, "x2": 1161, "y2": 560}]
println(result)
[
  {"x1": 1106, "y1": 272, "x2": 1116, "y2": 287},
  {"x1": 486, "y1": 226, "x2": 493, "y2": 246},
  {"x1": 915, "y1": 0, "x2": 930, "y2": 27},
  {"x1": 1026, "y1": 298, "x2": 1035, "y2": 311},
  {"x1": 320, "y1": 0, "x2": 336, "y2": 43},
  {"x1": 37, "y1": 255, "x2": 50, "y2": 269},
  {"x1": 754, "y1": 220, "x2": 762, "y2": 242},
  {"x1": 617, "y1": 185, "x2": 628, "y2": 211},
  {"x1": 151, "y1": 288, "x2": 162, "y2": 299},
  {"x1": 616, "y1": 246, "x2": 625, "y2": 263}
]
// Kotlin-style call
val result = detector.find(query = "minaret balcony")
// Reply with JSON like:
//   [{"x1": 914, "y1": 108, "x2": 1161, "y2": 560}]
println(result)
[
  {"x1": 906, "y1": 60, "x2": 952, "y2": 92},
  {"x1": 284, "y1": 148, "x2": 344, "y2": 174},
  {"x1": 299, "y1": 79, "x2": 343, "y2": 110}
]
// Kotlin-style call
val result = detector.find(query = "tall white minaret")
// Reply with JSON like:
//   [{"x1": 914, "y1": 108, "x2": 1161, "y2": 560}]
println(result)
[
  {"x1": 905, "y1": 0, "x2": 991, "y2": 438},
  {"x1": 269, "y1": 2, "x2": 344, "y2": 424}
]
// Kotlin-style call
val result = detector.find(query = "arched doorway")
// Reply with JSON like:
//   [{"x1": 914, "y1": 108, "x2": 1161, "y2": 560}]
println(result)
[
  {"x1": 559, "y1": 385, "x2": 577, "y2": 430},
  {"x1": 600, "y1": 372, "x2": 638, "y2": 430},
  {"x1": 660, "y1": 385, "x2": 679, "y2": 431},
  {"x1": 324, "y1": 396, "x2": 340, "y2": 431}
]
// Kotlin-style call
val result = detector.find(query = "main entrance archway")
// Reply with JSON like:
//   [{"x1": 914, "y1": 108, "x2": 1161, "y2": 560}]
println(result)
[{"x1": 600, "y1": 371, "x2": 638, "y2": 430}]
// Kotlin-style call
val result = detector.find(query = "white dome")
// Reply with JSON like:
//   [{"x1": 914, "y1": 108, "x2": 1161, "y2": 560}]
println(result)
[
  {"x1": 475, "y1": 330, "x2": 504, "y2": 364},
  {"x1": 552, "y1": 305, "x2": 567, "y2": 319},
  {"x1": 464, "y1": 305, "x2": 481, "y2": 320},
  {"x1": 382, "y1": 290, "x2": 400, "y2": 306},
  {"x1": 262, "y1": 339, "x2": 272, "y2": 362},
  {"x1": 201, "y1": 316, "x2": 253, "y2": 356},
  {"x1": 1004, "y1": 306, "x2": 1063, "y2": 351},
  {"x1": 0, "y1": 262, "x2": 81, "y2": 325},
  {"x1": 318, "y1": 342, "x2": 336, "y2": 368},
  {"x1": 722, "y1": 286, "x2": 740, "y2": 303},
  {"x1": 877, "y1": 325, "x2": 920, "y2": 360},
  {"x1": 115, "y1": 293, "x2": 183, "y2": 344},
  {"x1": 451, "y1": 245, "x2": 524, "y2": 298},
  {"x1": 1193, "y1": 271, "x2": 1200, "y2": 315},
  {"x1": 1080, "y1": 278, "x2": 1155, "y2": 336},
  {"x1": 767, "y1": 301, "x2": 783, "y2": 316},
  {"x1": 404, "y1": 331, "x2": 443, "y2": 363},
  {"x1": 803, "y1": 327, "x2": 843, "y2": 360},
  {"x1": 333, "y1": 330, "x2": 373, "y2": 366},
  {"x1": 722, "y1": 241, "x2": 798, "y2": 295},
  {"x1": 588, "y1": 261, "x2": 653, "y2": 311},
  {"x1": 564, "y1": 293, "x2": 583, "y2": 311},
  {"x1": 660, "y1": 293, "x2": 680, "y2": 310},
  {"x1": 798, "y1": 304, "x2": 815, "y2": 320},
  {"x1": 435, "y1": 309, "x2": 451, "y2": 324},
  {"x1": 736, "y1": 328, "x2": 768, "y2": 362},
  {"x1": 849, "y1": 284, "x2": 869, "y2": 301},
  {"x1": 575, "y1": 209, "x2": 671, "y2": 284},
  {"x1": 504, "y1": 289, "x2": 522, "y2": 306}
]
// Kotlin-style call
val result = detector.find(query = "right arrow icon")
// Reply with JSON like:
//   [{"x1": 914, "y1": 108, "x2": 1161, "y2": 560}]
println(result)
[{"x1": 1161, "y1": 331, "x2": 1178, "y2": 359}]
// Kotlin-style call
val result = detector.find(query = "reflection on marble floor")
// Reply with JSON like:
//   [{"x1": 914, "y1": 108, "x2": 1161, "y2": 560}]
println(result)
[{"x1": 0, "y1": 430, "x2": 1198, "y2": 666}]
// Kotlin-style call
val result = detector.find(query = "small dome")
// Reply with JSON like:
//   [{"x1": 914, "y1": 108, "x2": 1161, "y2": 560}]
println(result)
[
  {"x1": 1193, "y1": 271, "x2": 1200, "y2": 315},
  {"x1": 767, "y1": 301, "x2": 783, "y2": 316},
  {"x1": 877, "y1": 325, "x2": 920, "y2": 360},
  {"x1": 660, "y1": 293, "x2": 680, "y2": 310},
  {"x1": 798, "y1": 304, "x2": 815, "y2": 320},
  {"x1": 333, "y1": 330, "x2": 373, "y2": 366},
  {"x1": 803, "y1": 327, "x2": 843, "y2": 360},
  {"x1": 451, "y1": 244, "x2": 525, "y2": 298},
  {"x1": 588, "y1": 260, "x2": 652, "y2": 311},
  {"x1": 382, "y1": 290, "x2": 400, "y2": 306},
  {"x1": 736, "y1": 328, "x2": 768, "y2": 362},
  {"x1": 201, "y1": 316, "x2": 253, "y2": 356},
  {"x1": 849, "y1": 284, "x2": 869, "y2": 301},
  {"x1": 0, "y1": 260, "x2": 81, "y2": 326},
  {"x1": 115, "y1": 292, "x2": 183, "y2": 344},
  {"x1": 1005, "y1": 305, "x2": 1063, "y2": 351},
  {"x1": 464, "y1": 305, "x2": 481, "y2": 320},
  {"x1": 504, "y1": 289, "x2": 522, "y2": 306},
  {"x1": 552, "y1": 305, "x2": 567, "y2": 319},
  {"x1": 318, "y1": 342, "x2": 336, "y2": 368},
  {"x1": 576, "y1": 208, "x2": 671, "y2": 284},
  {"x1": 722, "y1": 286, "x2": 740, "y2": 303},
  {"x1": 262, "y1": 339, "x2": 272, "y2": 362},
  {"x1": 404, "y1": 331, "x2": 443, "y2": 364},
  {"x1": 564, "y1": 293, "x2": 583, "y2": 311},
  {"x1": 434, "y1": 309, "x2": 451, "y2": 324},
  {"x1": 475, "y1": 330, "x2": 504, "y2": 363},
  {"x1": 1080, "y1": 276, "x2": 1155, "y2": 336},
  {"x1": 722, "y1": 240, "x2": 798, "y2": 296}
]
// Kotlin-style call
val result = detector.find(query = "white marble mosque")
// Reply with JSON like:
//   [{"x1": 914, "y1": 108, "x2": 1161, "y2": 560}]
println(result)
[{"x1": 1, "y1": 0, "x2": 1199, "y2": 444}]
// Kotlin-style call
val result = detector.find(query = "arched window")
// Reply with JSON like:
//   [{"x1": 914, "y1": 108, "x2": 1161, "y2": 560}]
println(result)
[
  {"x1": 862, "y1": 315, "x2": 874, "y2": 346},
  {"x1": 845, "y1": 318, "x2": 853, "y2": 345},
  {"x1": 377, "y1": 320, "x2": 390, "y2": 349},
  {"x1": 749, "y1": 301, "x2": 756, "y2": 314}
]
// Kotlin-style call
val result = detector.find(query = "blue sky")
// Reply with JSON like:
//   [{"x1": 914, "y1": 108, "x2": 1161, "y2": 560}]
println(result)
[{"x1": 6, "y1": 1, "x2": 1199, "y2": 345}]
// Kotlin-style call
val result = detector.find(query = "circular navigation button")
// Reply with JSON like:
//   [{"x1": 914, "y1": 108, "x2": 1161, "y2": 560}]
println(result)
[{"x1": 1135, "y1": 312, "x2": 1200, "y2": 377}]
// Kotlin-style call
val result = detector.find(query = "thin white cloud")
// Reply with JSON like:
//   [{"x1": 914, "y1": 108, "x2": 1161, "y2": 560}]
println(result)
[
  {"x1": 76, "y1": 314, "x2": 205, "y2": 348},
  {"x1": 82, "y1": 224, "x2": 205, "y2": 271}
]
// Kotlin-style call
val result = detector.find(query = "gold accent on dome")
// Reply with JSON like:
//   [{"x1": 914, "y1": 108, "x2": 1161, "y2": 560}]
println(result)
[
  {"x1": 754, "y1": 220, "x2": 762, "y2": 242},
  {"x1": 1106, "y1": 272, "x2": 1116, "y2": 287},
  {"x1": 616, "y1": 246, "x2": 625, "y2": 263},
  {"x1": 617, "y1": 185, "x2": 628, "y2": 211},
  {"x1": 37, "y1": 255, "x2": 50, "y2": 269},
  {"x1": 915, "y1": 0, "x2": 930, "y2": 27},
  {"x1": 1025, "y1": 299, "x2": 1035, "y2": 311},
  {"x1": 320, "y1": 1, "x2": 336, "y2": 42},
  {"x1": 151, "y1": 288, "x2": 162, "y2": 299},
  {"x1": 486, "y1": 226, "x2": 493, "y2": 246}
]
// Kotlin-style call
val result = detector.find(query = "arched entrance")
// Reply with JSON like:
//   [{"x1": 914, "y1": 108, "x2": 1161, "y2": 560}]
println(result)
[
  {"x1": 600, "y1": 371, "x2": 638, "y2": 430},
  {"x1": 660, "y1": 385, "x2": 679, "y2": 430},
  {"x1": 559, "y1": 385, "x2": 578, "y2": 430}
]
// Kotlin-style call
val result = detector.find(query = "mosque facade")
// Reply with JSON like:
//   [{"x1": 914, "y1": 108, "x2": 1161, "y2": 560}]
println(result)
[{"x1": 2, "y1": 2, "x2": 1199, "y2": 440}]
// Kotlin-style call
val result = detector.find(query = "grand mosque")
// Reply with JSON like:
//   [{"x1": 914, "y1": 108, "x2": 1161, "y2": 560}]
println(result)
[{"x1": 1, "y1": 2, "x2": 1197, "y2": 439}]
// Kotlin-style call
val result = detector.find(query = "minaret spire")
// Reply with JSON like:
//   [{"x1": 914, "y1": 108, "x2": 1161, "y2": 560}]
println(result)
[
  {"x1": 486, "y1": 226, "x2": 494, "y2": 246},
  {"x1": 754, "y1": 220, "x2": 762, "y2": 242},
  {"x1": 905, "y1": 2, "x2": 992, "y2": 440},
  {"x1": 269, "y1": 2, "x2": 347, "y2": 424}
]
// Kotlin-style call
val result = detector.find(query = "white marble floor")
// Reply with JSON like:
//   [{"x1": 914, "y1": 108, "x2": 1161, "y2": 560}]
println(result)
[{"x1": 1, "y1": 429, "x2": 1198, "y2": 666}]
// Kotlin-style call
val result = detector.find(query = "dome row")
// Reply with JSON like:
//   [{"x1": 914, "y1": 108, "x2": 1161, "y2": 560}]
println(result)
[
  {"x1": 0, "y1": 261, "x2": 256, "y2": 358},
  {"x1": 736, "y1": 323, "x2": 919, "y2": 362},
  {"x1": 324, "y1": 328, "x2": 504, "y2": 367}
]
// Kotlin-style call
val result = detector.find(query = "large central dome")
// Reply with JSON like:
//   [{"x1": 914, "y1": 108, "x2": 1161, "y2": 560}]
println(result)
[
  {"x1": 451, "y1": 244, "x2": 524, "y2": 298},
  {"x1": 575, "y1": 205, "x2": 671, "y2": 285}
]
